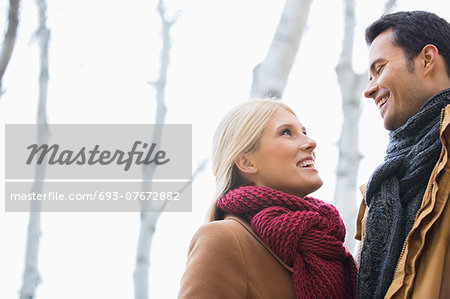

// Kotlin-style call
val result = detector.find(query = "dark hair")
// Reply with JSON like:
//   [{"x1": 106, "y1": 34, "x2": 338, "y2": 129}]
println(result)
[{"x1": 365, "y1": 11, "x2": 450, "y2": 77}]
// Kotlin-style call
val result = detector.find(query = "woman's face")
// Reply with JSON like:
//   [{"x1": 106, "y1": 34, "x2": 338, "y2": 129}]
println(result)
[{"x1": 244, "y1": 108, "x2": 323, "y2": 198}]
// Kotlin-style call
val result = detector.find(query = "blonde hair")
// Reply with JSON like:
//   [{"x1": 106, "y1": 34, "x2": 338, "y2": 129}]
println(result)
[{"x1": 208, "y1": 99, "x2": 295, "y2": 222}]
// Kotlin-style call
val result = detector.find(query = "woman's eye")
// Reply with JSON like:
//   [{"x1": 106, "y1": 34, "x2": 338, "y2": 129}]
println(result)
[
  {"x1": 281, "y1": 128, "x2": 291, "y2": 136},
  {"x1": 302, "y1": 131, "x2": 307, "y2": 136}
]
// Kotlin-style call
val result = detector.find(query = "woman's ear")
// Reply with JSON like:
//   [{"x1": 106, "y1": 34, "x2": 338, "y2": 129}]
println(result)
[{"x1": 235, "y1": 154, "x2": 258, "y2": 175}]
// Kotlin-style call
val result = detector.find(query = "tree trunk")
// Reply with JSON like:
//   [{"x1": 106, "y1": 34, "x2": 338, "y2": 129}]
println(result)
[
  {"x1": 133, "y1": 1, "x2": 176, "y2": 298},
  {"x1": 334, "y1": 0, "x2": 398, "y2": 250},
  {"x1": 250, "y1": 0, "x2": 313, "y2": 99},
  {"x1": 134, "y1": 210, "x2": 161, "y2": 299},
  {"x1": 334, "y1": 0, "x2": 365, "y2": 250},
  {"x1": 19, "y1": 0, "x2": 50, "y2": 298},
  {"x1": 0, "y1": 0, "x2": 20, "y2": 96}
]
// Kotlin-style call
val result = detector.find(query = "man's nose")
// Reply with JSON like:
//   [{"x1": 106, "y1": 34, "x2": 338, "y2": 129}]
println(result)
[{"x1": 364, "y1": 80, "x2": 378, "y2": 99}]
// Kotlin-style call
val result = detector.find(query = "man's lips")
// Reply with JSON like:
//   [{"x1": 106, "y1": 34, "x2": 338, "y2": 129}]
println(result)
[
  {"x1": 375, "y1": 93, "x2": 389, "y2": 110},
  {"x1": 377, "y1": 97, "x2": 387, "y2": 109}
]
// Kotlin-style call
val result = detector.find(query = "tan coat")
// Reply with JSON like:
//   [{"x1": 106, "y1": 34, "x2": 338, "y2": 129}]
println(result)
[
  {"x1": 355, "y1": 104, "x2": 450, "y2": 298},
  {"x1": 178, "y1": 214, "x2": 296, "y2": 299}
]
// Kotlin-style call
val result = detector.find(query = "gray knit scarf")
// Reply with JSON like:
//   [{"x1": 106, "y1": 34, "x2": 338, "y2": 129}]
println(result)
[{"x1": 357, "y1": 88, "x2": 450, "y2": 298}]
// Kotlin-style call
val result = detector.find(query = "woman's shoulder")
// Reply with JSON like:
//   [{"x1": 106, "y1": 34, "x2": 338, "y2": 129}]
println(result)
[
  {"x1": 180, "y1": 215, "x2": 296, "y2": 298},
  {"x1": 187, "y1": 214, "x2": 264, "y2": 261},
  {"x1": 189, "y1": 215, "x2": 250, "y2": 247},
  {"x1": 179, "y1": 217, "x2": 250, "y2": 298},
  {"x1": 191, "y1": 215, "x2": 294, "y2": 272}
]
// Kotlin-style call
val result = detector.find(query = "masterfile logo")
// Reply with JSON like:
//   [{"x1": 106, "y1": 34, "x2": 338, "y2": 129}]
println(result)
[
  {"x1": 26, "y1": 141, "x2": 170, "y2": 171},
  {"x1": 4, "y1": 124, "x2": 192, "y2": 212},
  {"x1": 6, "y1": 124, "x2": 191, "y2": 179}
]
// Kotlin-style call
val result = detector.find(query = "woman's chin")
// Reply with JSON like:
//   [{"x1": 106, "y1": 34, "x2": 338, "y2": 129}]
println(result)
[{"x1": 297, "y1": 179, "x2": 323, "y2": 198}]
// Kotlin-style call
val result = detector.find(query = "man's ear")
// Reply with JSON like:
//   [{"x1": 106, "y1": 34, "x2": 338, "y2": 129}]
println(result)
[
  {"x1": 421, "y1": 44, "x2": 439, "y2": 76},
  {"x1": 235, "y1": 154, "x2": 258, "y2": 175}
]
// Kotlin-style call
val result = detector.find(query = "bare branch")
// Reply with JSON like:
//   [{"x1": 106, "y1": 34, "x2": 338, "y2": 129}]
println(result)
[
  {"x1": 35, "y1": 0, "x2": 50, "y2": 125},
  {"x1": 147, "y1": 159, "x2": 208, "y2": 216},
  {"x1": 177, "y1": 159, "x2": 208, "y2": 195},
  {"x1": 0, "y1": 0, "x2": 20, "y2": 97},
  {"x1": 147, "y1": 80, "x2": 157, "y2": 87},
  {"x1": 156, "y1": 0, "x2": 180, "y2": 27}
]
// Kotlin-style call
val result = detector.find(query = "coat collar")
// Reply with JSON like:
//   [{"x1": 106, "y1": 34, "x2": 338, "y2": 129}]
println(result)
[
  {"x1": 224, "y1": 214, "x2": 294, "y2": 273},
  {"x1": 356, "y1": 104, "x2": 450, "y2": 242}
]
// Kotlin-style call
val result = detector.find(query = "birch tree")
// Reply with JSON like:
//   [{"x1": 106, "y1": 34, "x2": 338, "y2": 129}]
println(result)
[
  {"x1": 19, "y1": 0, "x2": 50, "y2": 298},
  {"x1": 133, "y1": 1, "x2": 206, "y2": 298},
  {"x1": 0, "y1": 0, "x2": 20, "y2": 97},
  {"x1": 383, "y1": 0, "x2": 397, "y2": 14},
  {"x1": 250, "y1": 0, "x2": 313, "y2": 99},
  {"x1": 133, "y1": 4, "x2": 176, "y2": 298},
  {"x1": 334, "y1": 0, "x2": 397, "y2": 249}
]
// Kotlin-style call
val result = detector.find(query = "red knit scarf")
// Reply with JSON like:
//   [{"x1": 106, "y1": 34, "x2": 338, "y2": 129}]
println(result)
[{"x1": 217, "y1": 185, "x2": 357, "y2": 299}]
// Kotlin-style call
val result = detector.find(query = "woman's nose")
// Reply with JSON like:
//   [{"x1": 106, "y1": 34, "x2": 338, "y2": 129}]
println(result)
[{"x1": 301, "y1": 136, "x2": 316, "y2": 152}]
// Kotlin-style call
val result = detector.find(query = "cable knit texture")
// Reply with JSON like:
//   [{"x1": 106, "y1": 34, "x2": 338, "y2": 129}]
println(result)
[
  {"x1": 217, "y1": 185, "x2": 357, "y2": 299},
  {"x1": 358, "y1": 88, "x2": 450, "y2": 298}
]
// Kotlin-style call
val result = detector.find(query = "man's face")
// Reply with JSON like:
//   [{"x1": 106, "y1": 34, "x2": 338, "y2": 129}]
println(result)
[{"x1": 364, "y1": 28, "x2": 430, "y2": 130}]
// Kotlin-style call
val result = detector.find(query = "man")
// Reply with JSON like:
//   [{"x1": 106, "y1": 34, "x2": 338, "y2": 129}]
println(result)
[{"x1": 355, "y1": 11, "x2": 450, "y2": 298}]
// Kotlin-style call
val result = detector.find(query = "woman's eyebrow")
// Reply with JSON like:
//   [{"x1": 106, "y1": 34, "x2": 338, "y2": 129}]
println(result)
[{"x1": 276, "y1": 123, "x2": 306, "y2": 131}]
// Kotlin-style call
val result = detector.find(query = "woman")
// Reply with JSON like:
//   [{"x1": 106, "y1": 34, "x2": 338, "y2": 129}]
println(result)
[{"x1": 178, "y1": 99, "x2": 357, "y2": 299}]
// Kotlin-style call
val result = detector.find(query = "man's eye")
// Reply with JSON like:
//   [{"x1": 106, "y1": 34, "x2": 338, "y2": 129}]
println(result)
[
  {"x1": 281, "y1": 129, "x2": 291, "y2": 136},
  {"x1": 376, "y1": 65, "x2": 385, "y2": 74}
]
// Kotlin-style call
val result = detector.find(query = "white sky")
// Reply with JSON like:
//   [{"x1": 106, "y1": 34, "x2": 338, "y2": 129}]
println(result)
[{"x1": 1, "y1": 0, "x2": 449, "y2": 298}]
